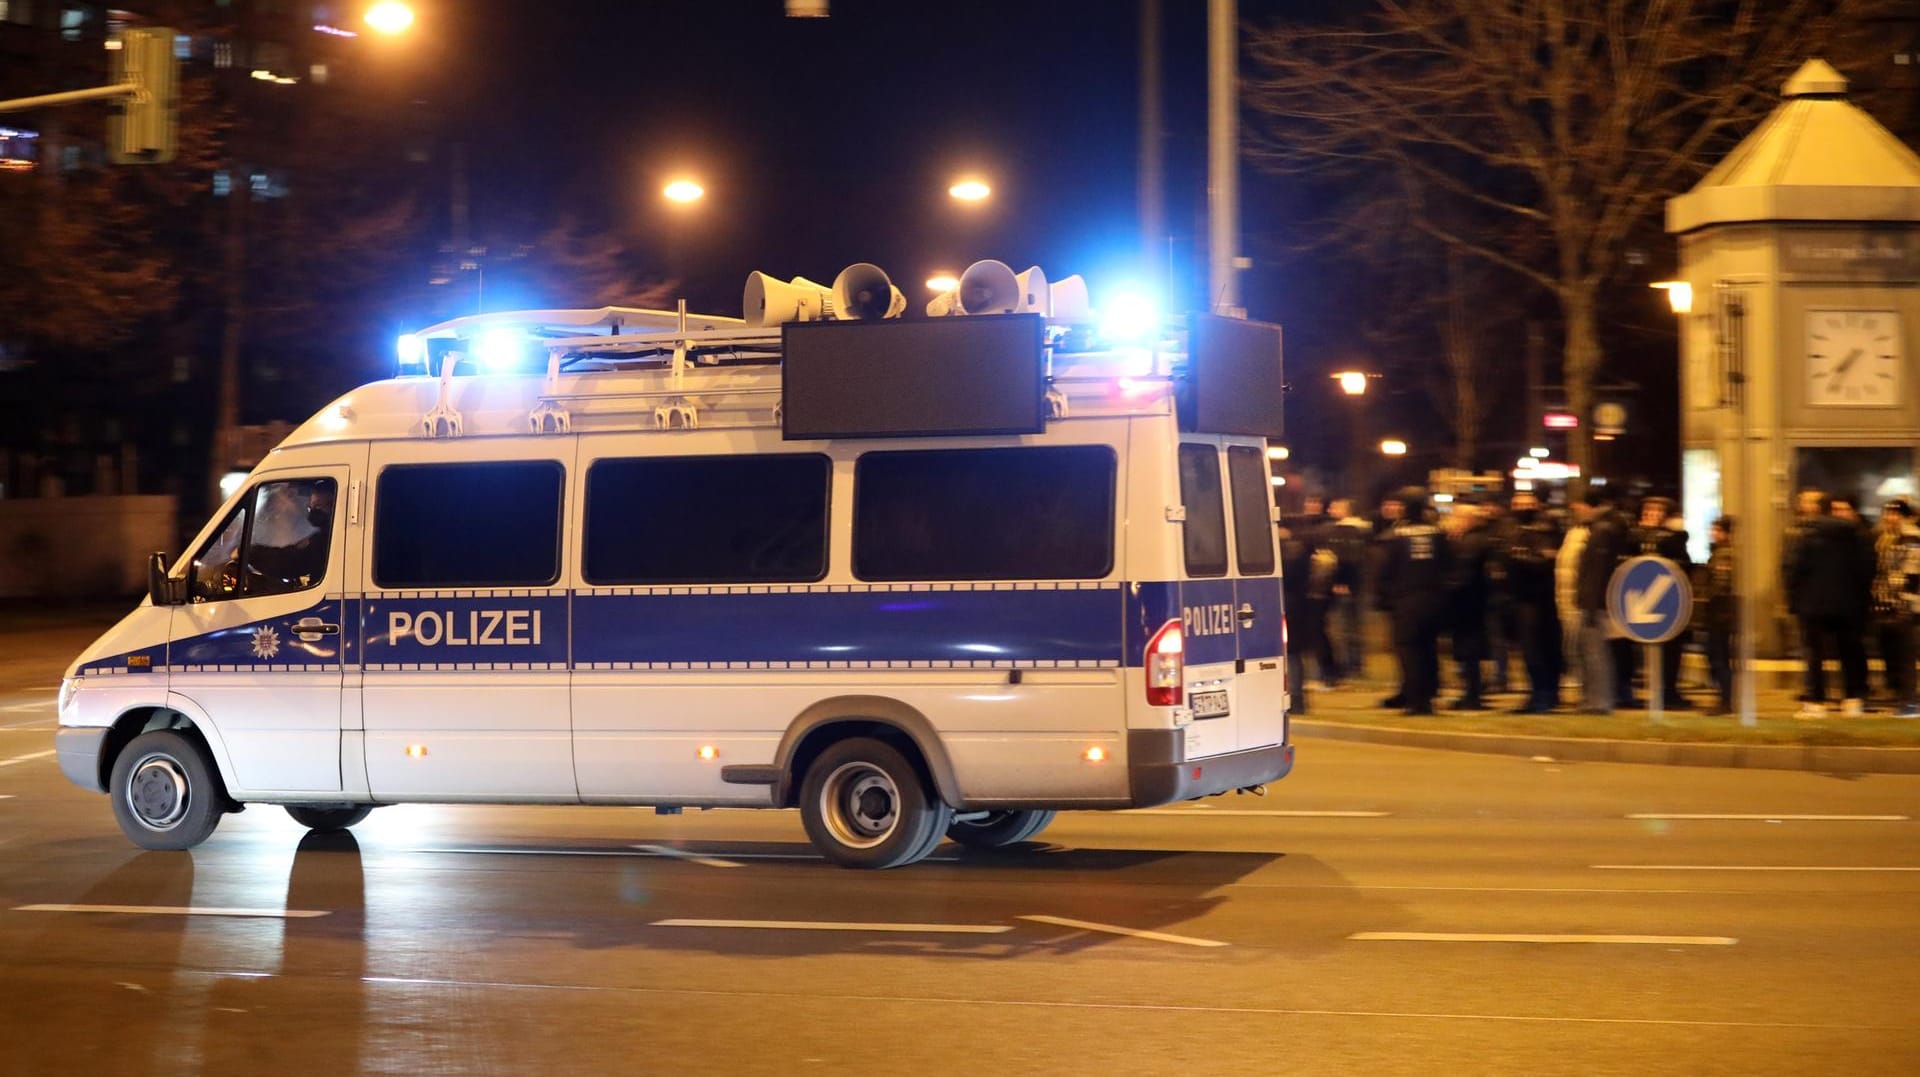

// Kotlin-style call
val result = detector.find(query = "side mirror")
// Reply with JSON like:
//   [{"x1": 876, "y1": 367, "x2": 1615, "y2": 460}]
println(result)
[{"x1": 147, "y1": 552, "x2": 184, "y2": 607}]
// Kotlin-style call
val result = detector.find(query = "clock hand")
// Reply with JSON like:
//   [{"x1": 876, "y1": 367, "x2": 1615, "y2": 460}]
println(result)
[{"x1": 1831, "y1": 347, "x2": 1864, "y2": 388}]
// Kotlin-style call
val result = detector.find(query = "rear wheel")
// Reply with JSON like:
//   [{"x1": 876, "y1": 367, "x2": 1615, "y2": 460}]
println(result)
[
  {"x1": 799, "y1": 737, "x2": 951, "y2": 869},
  {"x1": 284, "y1": 804, "x2": 375, "y2": 832},
  {"x1": 946, "y1": 809, "x2": 1056, "y2": 850},
  {"x1": 109, "y1": 730, "x2": 225, "y2": 851}
]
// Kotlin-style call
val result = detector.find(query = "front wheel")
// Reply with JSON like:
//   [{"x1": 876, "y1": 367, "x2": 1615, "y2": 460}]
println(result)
[
  {"x1": 946, "y1": 809, "x2": 1056, "y2": 850},
  {"x1": 109, "y1": 730, "x2": 225, "y2": 851},
  {"x1": 799, "y1": 737, "x2": 951, "y2": 869},
  {"x1": 285, "y1": 804, "x2": 375, "y2": 832}
]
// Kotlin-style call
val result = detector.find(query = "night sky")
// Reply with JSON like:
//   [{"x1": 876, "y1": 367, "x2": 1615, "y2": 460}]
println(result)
[{"x1": 437, "y1": 0, "x2": 1303, "y2": 320}]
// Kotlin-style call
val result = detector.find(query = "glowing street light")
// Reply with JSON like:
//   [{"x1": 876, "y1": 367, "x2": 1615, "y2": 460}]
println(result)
[
  {"x1": 948, "y1": 179, "x2": 991, "y2": 202},
  {"x1": 1333, "y1": 370, "x2": 1369, "y2": 396},
  {"x1": 364, "y1": 1, "x2": 415, "y2": 35},
  {"x1": 1380, "y1": 439, "x2": 1408, "y2": 456},
  {"x1": 1266, "y1": 446, "x2": 1289, "y2": 461},
  {"x1": 663, "y1": 179, "x2": 705, "y2": 204},
  {"x1": 926, "y1": 273, "x2": 960, "y2": 292},
  {"x1": 1650, "y1": 280, "x2": 1693, "y2": 314}
]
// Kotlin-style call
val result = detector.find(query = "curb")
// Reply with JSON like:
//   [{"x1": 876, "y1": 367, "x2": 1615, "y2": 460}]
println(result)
[{"x1": 1291, "y1": 719, "x2": 1920, "y2": 775}]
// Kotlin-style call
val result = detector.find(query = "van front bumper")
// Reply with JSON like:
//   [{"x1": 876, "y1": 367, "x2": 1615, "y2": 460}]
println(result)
[
  {"x1": 1128, "y1": 730, "x2": 1293, "y2": 808},
  {"x1": 55, "y1": 727, "x2": 109, "y2": 793}
]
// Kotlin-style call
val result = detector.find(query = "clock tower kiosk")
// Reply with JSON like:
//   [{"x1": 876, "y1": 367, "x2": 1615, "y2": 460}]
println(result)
[{"x1": 1666, "y1": 59, "x2": 1920, "y2": 655}]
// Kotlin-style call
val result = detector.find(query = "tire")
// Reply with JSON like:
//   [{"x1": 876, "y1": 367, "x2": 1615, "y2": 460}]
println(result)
[
  {"x1": 945, "y1": 809, "x2": 1056, "y2": 850},
  {"x1": 799, "y1": 737, "x2": 952, "y2": 869},
  {"x1": 108, "y1": 730, "x2": 225, "y2": 851},
  {"x1": 284, "y1": 804, "x2": 375, "y2": 832}
]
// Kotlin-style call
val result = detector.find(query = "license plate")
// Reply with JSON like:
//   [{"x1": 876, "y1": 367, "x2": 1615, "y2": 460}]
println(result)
[{"x1": 1189, "y1": 689, "x2": 1230, "y2": 719}]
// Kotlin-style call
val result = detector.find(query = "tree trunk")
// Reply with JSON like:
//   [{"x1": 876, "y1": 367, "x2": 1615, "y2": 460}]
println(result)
[
  {"x1": 1562, "y1": 283, "x2": 1601, "y2": 497},
  {"x1": 209, "y1": 164, "x2": 249, "y2": 514}
]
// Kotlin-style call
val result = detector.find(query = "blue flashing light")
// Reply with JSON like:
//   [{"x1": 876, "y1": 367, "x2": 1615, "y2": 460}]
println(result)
[
  {"x1": 396, "y1": 333, "x2": 425, "y2": 370},
  {"x1": 475, "y1": 328, "x2": 529, "y2": 372},
  {"x1": 1098, "y1": 287, "x2": 1160, "y2": 345}
]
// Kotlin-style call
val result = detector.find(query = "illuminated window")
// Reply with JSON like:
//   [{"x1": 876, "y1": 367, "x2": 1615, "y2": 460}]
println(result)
[
  {"x1": 60, "y1": 4, "x2": 91, "y2": 41},
  {"x1": 213, "y1": 39, "x2": 232, "y2": 68},
  {"x1": 1, "y1": 3, "x2": 34, "y2": 28},
  {"x1": 212, "y1": 170, "x2": 231, "y2": 196},
  {"x1": 309, "y1": 62, "x2": 327, "y2": 84}
]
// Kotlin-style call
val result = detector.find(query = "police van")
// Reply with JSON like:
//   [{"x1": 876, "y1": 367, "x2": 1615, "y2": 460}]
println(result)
[{"x1": 54, "y1": 260, "x2": 1294, "y2": 868}]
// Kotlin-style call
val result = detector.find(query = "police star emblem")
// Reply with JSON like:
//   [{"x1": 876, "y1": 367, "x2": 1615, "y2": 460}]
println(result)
[{"x1": 250, "y1": 625, "x2": 282, "y2": 660}]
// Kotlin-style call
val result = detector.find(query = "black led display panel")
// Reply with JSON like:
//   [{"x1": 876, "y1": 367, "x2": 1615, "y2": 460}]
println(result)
[
  {"x1": 1179, "y1": 313, "x2": 1285, "y2": 437},
  {"x1": 781, "y1": 314, "x2": 1047, "y2": 439}
]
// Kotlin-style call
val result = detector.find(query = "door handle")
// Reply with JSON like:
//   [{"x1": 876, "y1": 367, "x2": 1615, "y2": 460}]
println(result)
[
  {"x1": 1236, "y1": 603, "x2": 1256, "y2": 626},
  {"x1": 293, "y1": 617, "x2": 340, "y2": 641}
]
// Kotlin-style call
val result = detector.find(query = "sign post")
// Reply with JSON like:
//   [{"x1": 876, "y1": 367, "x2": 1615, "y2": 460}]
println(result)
[{"x1": 1607, "y1": 556, "x2": 1694, "y2": 723}]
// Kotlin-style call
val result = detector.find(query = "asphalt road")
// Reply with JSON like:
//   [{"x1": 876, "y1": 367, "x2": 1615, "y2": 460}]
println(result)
[{"x1": 2, "y1": 684, "x2": 1917, "y2": 1076}]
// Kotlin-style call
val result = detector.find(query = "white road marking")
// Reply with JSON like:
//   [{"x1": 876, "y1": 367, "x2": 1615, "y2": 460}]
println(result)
[
  {"x1": 418, "y1": 846, "x2": 958, "y2": 863},
  {"x1": 1122, "y1": 809, "x2": 1390, "y2": 818},
  {"x1": 1019, "y1": 914, "x2": 1227, "y2": 948},
  {"x1": 1593, "y1": 864, "x2": 1920, "y2": 872},
  {"x1": 0, "y1": 750, "x2": 54, "y2": 769},
  {"x1": 0, "y1": 795, "x2": 14, "y2": 800},
  {"x1": 631, "y1": 844, "x2": 743, "y2": 868},
  {"x1": 1626, "y1": 813, "x2": 1908, "y2": 822},
  {"x1": 0, "y1": 722, "x2": 54, "y2": 731},
  {"x1": 346, "y1": 974, "x2": 1897, "y2": 1030},
  {"x1": 652, "y1": 918, "x2": 1010, "y2": 934},
  {"x1": 14, "y1": 904, "x2": 329, "y2": 919},
  {"x1": 1, "y1": 701, "x2": 55, "y2": 713},
  {"x1": 1350, "y1": 931, "x2": 1736, "y2": 946}
]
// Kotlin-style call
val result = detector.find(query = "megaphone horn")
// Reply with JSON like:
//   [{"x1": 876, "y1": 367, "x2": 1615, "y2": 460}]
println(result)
[
  {"x1": 831, "y1": 263, "x2": 905, "y2": 321},
  {"x1": 742, "y1": 272, "x2": 834, "y2": 327},
  {"x1": 1014, "y1": 265, "x2": 1050, "y2": 316},
  {"x1": 1049, "y1": 274, "x2": 1091, "y2": 321},
  {"x1": 957, "y1": 259, "x2": 1020, "y2": 315}
]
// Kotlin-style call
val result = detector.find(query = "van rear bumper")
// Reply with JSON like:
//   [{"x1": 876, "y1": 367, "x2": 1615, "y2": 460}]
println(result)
[
  {"x1": 55, "y1": 727, "x2": 109, "y2": 793},
  {"x1": 1127, "y1": 730, "x2": 1293, "y2": 808}
]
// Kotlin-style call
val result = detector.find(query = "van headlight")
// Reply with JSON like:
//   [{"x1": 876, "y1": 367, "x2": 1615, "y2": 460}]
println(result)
[{"x1": 58, "y1": 677, "x2": 78, "y2": 723}]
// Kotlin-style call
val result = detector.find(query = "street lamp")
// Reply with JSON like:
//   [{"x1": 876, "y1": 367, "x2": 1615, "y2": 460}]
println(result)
[
  {"x1": 1332, "y1": 370, "x2": 1370, "y2": 396},
  {"x1": 364, "y1": 1, "x2": 415, "y2": 35},
  {"x1": 948, "y1": 179, "x2": 991, "y2": 202},
  {"x1": 926, "y1": 273, "x2": 960, "y2": 293},
  {"x1": 1380, "y1": 439, "x2": 1408, "y2": 456},
  {"x1": 662, "y1": 179, "x2": 704, "y2": 204},
  {"x1": 1650, "y1": 280, "x2": 1693, "y2": 314}
]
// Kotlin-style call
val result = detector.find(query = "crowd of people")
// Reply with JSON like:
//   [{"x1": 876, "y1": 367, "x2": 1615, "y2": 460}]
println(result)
[{"x1": 1276, "y1": 486, "x2": 1920, "y2": 720}]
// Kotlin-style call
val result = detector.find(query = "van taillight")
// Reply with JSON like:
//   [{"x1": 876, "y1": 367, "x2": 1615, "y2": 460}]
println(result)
[{"x1": 1144, "y1": 619, "x2": 1184, "y2": 707}]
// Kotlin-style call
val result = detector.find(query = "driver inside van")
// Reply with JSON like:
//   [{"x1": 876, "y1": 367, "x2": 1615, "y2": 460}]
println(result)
[{"x1": 247, "y1": 480, "x2": 334, "y2": 594}]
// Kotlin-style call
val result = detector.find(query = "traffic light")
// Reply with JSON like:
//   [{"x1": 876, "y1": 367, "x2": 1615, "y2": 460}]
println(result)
[{"x1": 108, "y1": 27, "x2": 177, "y2": 165}]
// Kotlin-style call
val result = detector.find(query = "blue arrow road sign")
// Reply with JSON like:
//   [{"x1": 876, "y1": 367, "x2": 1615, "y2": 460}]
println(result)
[{"x1": 1607, "y1": 556, "x2": 1694, "y2": 645}]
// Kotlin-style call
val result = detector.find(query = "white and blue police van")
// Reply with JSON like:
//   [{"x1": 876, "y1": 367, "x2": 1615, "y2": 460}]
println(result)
[{"x1": 54, "y1": 259, "x2": 1293, "y2": 868}]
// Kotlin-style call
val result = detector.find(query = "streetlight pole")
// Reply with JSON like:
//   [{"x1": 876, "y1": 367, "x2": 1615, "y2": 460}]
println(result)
[{"x1": 1207, "y1": 0, "x2": 1240, "y2": 317}]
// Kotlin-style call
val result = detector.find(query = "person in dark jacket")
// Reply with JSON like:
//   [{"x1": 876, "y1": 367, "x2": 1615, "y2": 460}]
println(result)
[
  {"x1": 1871, "y1": 499, "x2": 1920, "y2": 718},
  {"x1": 1630, "y1": 496, "x2": 1694, "y2": 710},
  {"x1": 1789, "y1": 495, "x2": 1876, "y2": 717},
  {"x1": 1781, "y1": 488, "x2": 1825, "y2": 701},
  {"x1": 1702, "y1": 516, "x2": 1738, "y2": 716},
  {"x1": 1322, "y1": 498, "x2": 1371, "y2": 684},
  {"x1": 1504, "y1": 490, "x2": 1563, "y2": 713},
  {"x1": 1278, "y1": 516, "x2": 1315, "y2": 716},
  {"x1": 1377, "y1": 487, "x2": 1450, "y2": 716},
  {"x1": 1445, "y1": 499, "x2": 1494, "y2": 709},
  {"x1": 1574, "y1": 489, "x2": 1629, "y2": 714}
]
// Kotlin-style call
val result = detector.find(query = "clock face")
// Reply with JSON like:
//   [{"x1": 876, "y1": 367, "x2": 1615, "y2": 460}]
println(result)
[{"x1": 1806, "y1": 309, "x2": 1905, "y2": 407}]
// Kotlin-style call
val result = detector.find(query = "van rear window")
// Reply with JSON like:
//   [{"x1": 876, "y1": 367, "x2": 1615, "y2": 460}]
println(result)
[
  {"x1": 1226, "y1": 446, "x2": 1276, "y2": 576},
  {"x1": 373, "y1": 461, "x2": 563, "y2": 588},
  {"x1": 853, "y1": 446, "x2": 1115, "y2": 581},
  {"x1": 1178, "y1": 444, "x2": 1228, "y2": 577},
  {"x1": 584, "y1": 454, "x2": 830, "y2": 584}
]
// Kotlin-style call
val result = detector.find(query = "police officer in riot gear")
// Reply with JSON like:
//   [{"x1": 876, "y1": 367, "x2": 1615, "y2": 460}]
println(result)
[
  {"x1": 1377, "y1": 487, "x2": 1451, "y2": 716},
  {"x1": 1504, "y1": 491, "x2": 1564, "y2": 713},
  {"x1": 1631, "y1": 496, "x2": 1694, "y2": 710}
]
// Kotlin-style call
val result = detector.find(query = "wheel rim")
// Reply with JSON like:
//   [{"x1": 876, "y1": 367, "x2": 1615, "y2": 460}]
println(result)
[
  {"x1": 125, "y1": 753, "x2": 190, "y2": 831},
  {"x1": 819, "y1": 761, "x2": 899, "y2": 849}
]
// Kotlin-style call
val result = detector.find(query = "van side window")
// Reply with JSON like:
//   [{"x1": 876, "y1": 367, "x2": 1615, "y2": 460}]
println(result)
[
  {"x1": 373, "y1": 462, "x2": 563, "y2": 588},
  {"x1": 853, "y1": 446, "x2": 1115, "y2": 581},
  {"x1": 1226, "y1": 446, "x2": 1276, "y2": 576},
  {"x1": 584, "y1": 454, "x2": 830, "y2": 584},
  {"x1": 1178, "y1": 444, "x2": 1228, "y2": 578},
  {"x1": 189, "y1": 478, "x2": 336, "y2": 602}
]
